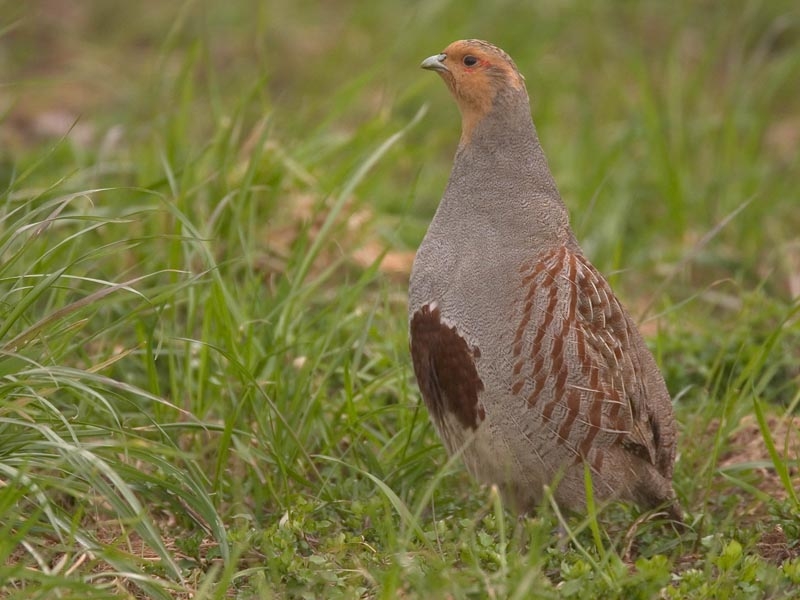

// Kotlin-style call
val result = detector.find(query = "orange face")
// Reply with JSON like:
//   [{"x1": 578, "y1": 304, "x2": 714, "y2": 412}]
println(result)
[{"x1": 421, "y1": 40, "x2": 525, "y2": 141}]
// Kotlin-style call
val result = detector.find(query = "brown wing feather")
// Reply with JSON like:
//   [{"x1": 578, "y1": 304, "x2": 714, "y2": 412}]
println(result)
[{"x1": 512, "y1": 247, "x2": 660, "y2": 468}]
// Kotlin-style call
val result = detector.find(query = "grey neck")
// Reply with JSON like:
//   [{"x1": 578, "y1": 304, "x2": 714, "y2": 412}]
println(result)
[{"x1": 435, "y1": 97, "x2": 573, "y2": 248}]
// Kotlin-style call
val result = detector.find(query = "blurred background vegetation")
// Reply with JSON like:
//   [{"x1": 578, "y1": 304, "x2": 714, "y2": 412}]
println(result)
[
  {"x1": 4, "y1": 0, "x2": 800, "y2": 284},
  {"x1": 1, "y1": 0, "x2": 798, "y2": 597}
]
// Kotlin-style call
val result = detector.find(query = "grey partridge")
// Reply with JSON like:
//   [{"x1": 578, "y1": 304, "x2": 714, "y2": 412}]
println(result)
[{"x1": 409, "y1": 40, "x2": 681, "y2": 521}]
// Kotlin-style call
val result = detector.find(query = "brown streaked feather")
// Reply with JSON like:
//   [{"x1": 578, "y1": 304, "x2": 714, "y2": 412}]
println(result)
[{"x1": 511, "y1": 247, "x2": 665, "y2": 470}]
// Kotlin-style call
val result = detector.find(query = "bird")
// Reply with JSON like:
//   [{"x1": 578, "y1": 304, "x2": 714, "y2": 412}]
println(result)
[{"x1": 408, "y1": 39, "x2": 681, "y2": 522}]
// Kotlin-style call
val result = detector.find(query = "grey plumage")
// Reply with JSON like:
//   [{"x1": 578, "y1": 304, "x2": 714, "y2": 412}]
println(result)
[{"x1": 409, "y1": 39, "x2": 681, "y2": 521}]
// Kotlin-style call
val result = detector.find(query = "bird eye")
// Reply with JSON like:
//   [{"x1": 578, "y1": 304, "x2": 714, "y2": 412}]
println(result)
[{"x1": 463, "y1": 55, "x2": 478, "y2": 67}]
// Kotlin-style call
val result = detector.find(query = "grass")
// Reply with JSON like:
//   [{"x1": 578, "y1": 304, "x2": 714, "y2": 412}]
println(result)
[{"x1": 1, "y1": 0, "x2": 799, "y2": 597}]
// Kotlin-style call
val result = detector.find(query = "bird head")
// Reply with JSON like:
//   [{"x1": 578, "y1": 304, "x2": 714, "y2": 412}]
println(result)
[{"x1": 421, "y1": 39, "x2": 528, "y2": 143}]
